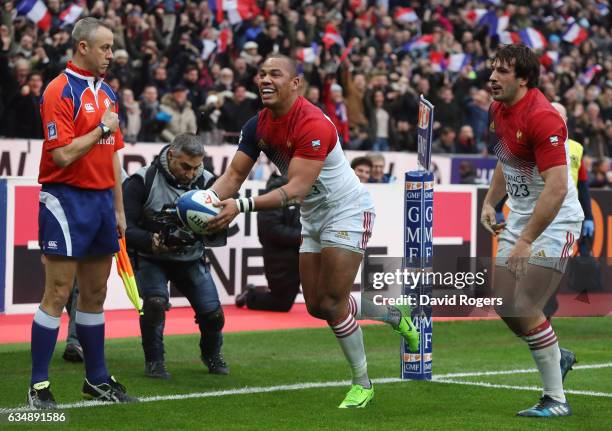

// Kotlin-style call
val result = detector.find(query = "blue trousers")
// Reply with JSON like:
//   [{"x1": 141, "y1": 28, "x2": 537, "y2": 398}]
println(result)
[{"x1": 135, "y1": 257, "x2": 221, "y2": 362}]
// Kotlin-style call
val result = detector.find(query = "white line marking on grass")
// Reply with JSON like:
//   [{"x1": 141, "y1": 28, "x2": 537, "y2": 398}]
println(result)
[
  {"x1": 1, "y1": 381, "x2": 360, "y2": 413},
  {"x1": 433, "y1": 379, "x2": 612, "y2": 398},
  {"x1": 436, "y1": 362, "x2": 612, "y2": 379},
  {"x1": 2, "y1": 363, "x2": 611, "y2": 413}
]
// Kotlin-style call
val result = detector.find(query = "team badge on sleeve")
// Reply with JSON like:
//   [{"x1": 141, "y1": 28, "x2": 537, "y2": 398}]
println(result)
[
  {"x1": 311, "y1": 139, "x2": 321, "y2": 150},
  {"x1": 549, "y1": 135, "x2": 560, "y2": 146},
  {"x1": 47, "y1": 122, "x2": 57, "y2": 140}
]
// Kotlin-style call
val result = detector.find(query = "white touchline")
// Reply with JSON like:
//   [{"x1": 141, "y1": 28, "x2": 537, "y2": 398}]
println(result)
[
  {"x1": 2, "y1": 363, "x2": 611, "y2": 413},
  {"x1": 433, "y1": 362, "x2": 612, "y2": 379},
  {"x1": 434, "y1": 379, "x2": 612, "y2": 398}
]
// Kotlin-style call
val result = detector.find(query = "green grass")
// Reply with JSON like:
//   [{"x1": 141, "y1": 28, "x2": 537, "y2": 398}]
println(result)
[{"x1": 0, "y1": 318, "x2": 610, "y2": 430}]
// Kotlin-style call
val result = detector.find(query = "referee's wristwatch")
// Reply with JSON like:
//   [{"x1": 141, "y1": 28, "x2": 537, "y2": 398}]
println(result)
[{"x1": 98, "y1": 122, "x2": 111, "y2": 139}]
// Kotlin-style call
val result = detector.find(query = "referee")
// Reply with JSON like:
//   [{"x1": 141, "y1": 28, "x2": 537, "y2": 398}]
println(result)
[{"x1": 29, "y1": 18, "x2": 137, "y2": 409}]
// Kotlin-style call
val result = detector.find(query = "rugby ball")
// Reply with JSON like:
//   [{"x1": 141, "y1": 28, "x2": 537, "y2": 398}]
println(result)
[{"x1": 177, "y1": 190, "x2": 220, "y2": 234}]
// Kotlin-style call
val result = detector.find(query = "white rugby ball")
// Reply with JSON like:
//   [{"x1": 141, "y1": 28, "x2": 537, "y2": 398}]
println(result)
[{"x1": 177, "y1": 190, "x2": 220, "y2": 234}]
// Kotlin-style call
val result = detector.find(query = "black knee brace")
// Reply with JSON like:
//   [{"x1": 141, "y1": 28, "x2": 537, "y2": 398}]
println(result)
[
  {"x1": 142, "y1": 296, "x2": 169, "y2": 326},
  {"x1": 195, "y1": 307, "x2": 225, "y2": 332}
]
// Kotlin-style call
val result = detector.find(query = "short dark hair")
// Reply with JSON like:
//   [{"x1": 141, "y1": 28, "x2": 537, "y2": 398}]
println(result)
[
  {"x1": 171, "y1": 133, "x2": 205, "y2": 157},
  {"x1": 27, "y1": 71, "x2": 43, "y2": 80},
  {"x1": 441, "y1": 126, "x2": 455, "y2": 136},
  {"x1": 492, "y1": 44, "x2": 540, "y2": 88},
  {"x1": 184, "y1": 64, "x2": 198, "y2": 74},
  {"x1": 351, "y1": 156, "x2": 373, "y2": 170},
  {"x1": 262, "y1": 53, "x2": 297, "y2": 78}
]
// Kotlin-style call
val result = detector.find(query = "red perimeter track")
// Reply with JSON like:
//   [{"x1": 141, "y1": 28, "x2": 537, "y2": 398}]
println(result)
[
  {"x1": 3, "y1": 292, "x2": 606, "y2": 344},
  {"x1": 0, "y1": 304, "x2": 497, "y2": 344},
  {"x1": 0, "y1": 304, "x2": 332, "y2": 344}
]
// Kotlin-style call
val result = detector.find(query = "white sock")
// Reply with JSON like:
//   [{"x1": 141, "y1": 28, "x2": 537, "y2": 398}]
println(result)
[
  {"x1": 359, "y1": 296, "x2": 401, "y2": 327},
  {"x1": 329, "y1": 313, "x2": 370, "y2": 388},
  {"x1": 524, "y1": 320, "x2": 565, "y2": 403}
]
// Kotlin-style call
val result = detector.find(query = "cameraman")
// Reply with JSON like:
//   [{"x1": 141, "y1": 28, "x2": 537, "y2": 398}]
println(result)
[{"x1": 123, "y1": 133, "x2": 228, "y2": 379}]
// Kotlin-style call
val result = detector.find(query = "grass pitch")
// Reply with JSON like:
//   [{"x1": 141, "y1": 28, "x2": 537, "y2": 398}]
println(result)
[{"x1": 0, "y1": 317, "x2": 610, "y2": 430}]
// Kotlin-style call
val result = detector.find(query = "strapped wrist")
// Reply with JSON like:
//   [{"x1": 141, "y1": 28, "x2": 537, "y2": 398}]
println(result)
[{"x1": 235, "y1": 197, "x2": 255, "y2": 213}]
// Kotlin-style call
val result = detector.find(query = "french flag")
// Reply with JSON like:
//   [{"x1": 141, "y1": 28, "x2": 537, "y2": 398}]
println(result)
[
  {"x1": 201, "y1": 39, "x2": 217, "y2": 60},
  {"x1": 465, "y1": 9, "x2": 488, "y2": 26},
  {"x1": 430, "y1": 51, "x2": 444, "y2": 72},
  {"x1": 498, "y1": 31, "x2": 521, "y2": 45},
  {"x1": 296, "y1": 43, "x2": 319, "y2": 63},
  {"x1": 59, "y1": 2, "x2": 84, "y2": 26},
  {"x1": 217, "y1": 27, "x2": 231, "y2": 53},
  {"x1": 16, "y1": 0, "x2": 51, "y2": 32},
  {"x1": 578, "y1": 64, "x2": 602, "y2": 86},
  {"x1": 322, "y1": 24, "x2": 344, "y2": 49},
  {"x1": 403, "y1": 34, "x2": 434, "y2": 51},
  {"x1": 395, "y1": 7, "x2": 419, "y2": 24},
  {"x1": 562, "y1": 22, "x2": 588, "y2": 45},
  {"x1": 544, "y1": 50, "x2": 559, "y2": 64},
  {"x1": 209, "y1": 0, "x2": 259, "y2": 25},
  {"x1": 518, "y1": 28, "x2": 547, "y2": 50},
  {"x1": 482, "y1": 11, "x2": 510, "y2": 37},
  {"x1": 447, "y1": 53, "x2": 471, "y2": 72}
]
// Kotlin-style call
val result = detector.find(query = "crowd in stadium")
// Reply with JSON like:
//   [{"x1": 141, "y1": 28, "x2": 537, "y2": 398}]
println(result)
[{"x1": 0, "y1": 0, "x2": 610, "y2": 186}]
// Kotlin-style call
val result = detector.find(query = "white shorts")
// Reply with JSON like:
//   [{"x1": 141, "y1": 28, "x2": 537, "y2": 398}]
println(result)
[
  {"x1": 300, "y1": 191, "x2": 375, "y2": 254},
  {"x1": 496, "y1": 214, "x2": 581, "y2": 272}
]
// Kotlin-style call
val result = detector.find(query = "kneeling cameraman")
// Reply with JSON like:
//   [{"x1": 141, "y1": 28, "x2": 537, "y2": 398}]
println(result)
[{"x1": 123, "y1": 133, "x2": 228, "y2": 378}]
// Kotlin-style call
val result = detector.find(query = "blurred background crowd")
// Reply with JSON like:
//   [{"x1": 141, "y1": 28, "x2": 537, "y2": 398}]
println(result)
[{"x1": 0, "y1": 0, "x2": 610, "y2": 186}]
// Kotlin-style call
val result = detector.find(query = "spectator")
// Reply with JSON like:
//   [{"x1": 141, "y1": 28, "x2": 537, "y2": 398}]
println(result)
[
  {"x1": 465, "y1": 90, "x2": 491, "y2": 147},
  {"x1": 218, "y1": 85, "x2": 258, "y2": 144},
  {"x1": 340, "y1": 63, "x2": 368, "y2": 132},
  {"x1": 323, "y1": 81, "x2": 349, "y2": 145},
  {"x1": 432, "y1": 127, "x2": 456, "y2": 154},
  {"x1": 366, "y1": 152, "x2": 395, "y2": 183},
  {"x1": 214, "y1": 68, "x2": 235, "y2": 93},
  {"x1": 351, "y1": 156, "x2": 372, "y2": 183},
  {"x1": 434, "y1": 86, "x2": 463, "y2": 134},
  {"x1": 590, "y1": 158, "x2": 611, "y2": 188},
  {"x1": 305, "y1": 85, "x2": 326, "y2": 113},
  {"x1": 240, "y1": 41, "x2": 262, "y2": 67},
  {"x1": 15, "y1": 34, "x2": 33, "y2": 59},
  {"x1": 120, "y1": 88, "x2": 141, "y2": 143},
  {"x1": 255, "y1": 24, "x2": 289, "y2": 58},
  {"x1": 151, "y1": 66, "x2": 170, "y2": 98},
  {"x1": 181, "y1": 65, "x2": 207, "y2": 112},
  {"x1": 233, "y1": 57, "x2": 257, "y2": 93},
  {"x1": 159, "y1": 85, "x2": 197, "y2": 143},
  {"x1": 455, "y1": 125, "x2": 479, "y2": 154},
  {"x1": 367, "y1": 89, "x2": 391, "y2": 151},
  {"x1": 139, "y1": 85, "x2": 165, "y2": 143},
  {"x1": 109, "y1": 49, "x2": 134, "y2": 91},
  {"x1": 5, "y1": 71, "x2": 44, "y2": 138}
]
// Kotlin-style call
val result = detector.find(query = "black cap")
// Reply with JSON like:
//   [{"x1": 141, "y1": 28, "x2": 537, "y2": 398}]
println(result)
[{"x1": 171, "y1": 84, "x2": 188, "y2": 92}]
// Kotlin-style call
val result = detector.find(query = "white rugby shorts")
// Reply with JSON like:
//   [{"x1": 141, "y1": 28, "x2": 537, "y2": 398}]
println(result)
[
  {"x1": 496, "y1": 213, "x2": 581, "y2": 272},
  {"x1": 300, "y1": 190, "x2": 375, "y2": 254}
]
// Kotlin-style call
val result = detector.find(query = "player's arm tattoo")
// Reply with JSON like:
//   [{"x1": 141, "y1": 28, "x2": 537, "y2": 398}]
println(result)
[
  {"x1": 277, "y1": 187, "x2": 288, "y2": 206},
  {"x1": 277, "y1": 186, "x2": 299, "y2": 207}
]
